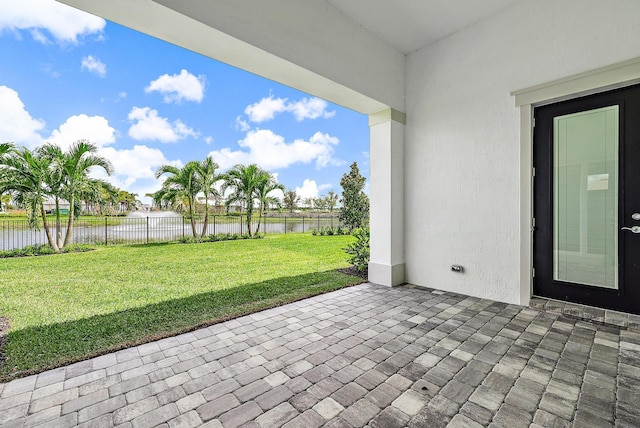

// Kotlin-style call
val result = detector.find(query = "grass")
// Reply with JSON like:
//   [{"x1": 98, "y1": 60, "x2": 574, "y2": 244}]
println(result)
[{"x1": 0, "y1": 233, "x2": 363, "y2": 381}]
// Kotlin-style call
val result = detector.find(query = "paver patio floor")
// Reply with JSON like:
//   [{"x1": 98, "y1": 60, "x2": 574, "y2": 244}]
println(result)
[{"x1": 1, "y1": 283, "x2": 639, "y2": 428}]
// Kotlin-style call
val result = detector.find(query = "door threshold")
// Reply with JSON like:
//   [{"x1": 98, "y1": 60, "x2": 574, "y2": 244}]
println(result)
[{"x1": 530, "y1": 296, "x2": 640, "y2": 331}]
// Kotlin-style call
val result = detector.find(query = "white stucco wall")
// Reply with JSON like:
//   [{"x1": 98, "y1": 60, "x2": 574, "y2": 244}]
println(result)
[{"x1": 404, "y1": 0, "x2": 640, "y2": 304}]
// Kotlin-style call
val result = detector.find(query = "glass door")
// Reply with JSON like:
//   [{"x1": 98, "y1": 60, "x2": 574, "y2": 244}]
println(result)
[{"x1": 534, "y1": 83, "x2": 640, "y2": 314}]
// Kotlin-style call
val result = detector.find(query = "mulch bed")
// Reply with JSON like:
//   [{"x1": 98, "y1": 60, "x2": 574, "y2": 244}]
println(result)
[
  {"x1": 0, "y1": 316, "x2": 8, "y2": 368},
  {"x1": 338, "y1": 266, "x2": 368, "y2": 280}
]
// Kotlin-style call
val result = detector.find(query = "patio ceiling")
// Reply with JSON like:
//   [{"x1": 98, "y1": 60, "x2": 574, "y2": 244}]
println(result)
[{"x1": 327, "y1": 0, "x2": 523, "y2": 54}]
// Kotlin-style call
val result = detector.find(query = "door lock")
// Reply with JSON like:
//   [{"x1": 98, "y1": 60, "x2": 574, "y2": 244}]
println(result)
[{"x1": 632, "y1": 213, "x2": 640, "y2": 221}]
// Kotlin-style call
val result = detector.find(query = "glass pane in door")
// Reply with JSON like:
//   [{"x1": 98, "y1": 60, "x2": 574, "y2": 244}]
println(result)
[{"x1": 553, "y1": 106, "x2": 618, "y2": 289}]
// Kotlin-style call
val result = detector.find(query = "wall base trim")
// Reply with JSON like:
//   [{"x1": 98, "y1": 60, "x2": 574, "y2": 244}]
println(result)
[{"x1": 368, "y1": 262, "x2": 405, "y2": 287}]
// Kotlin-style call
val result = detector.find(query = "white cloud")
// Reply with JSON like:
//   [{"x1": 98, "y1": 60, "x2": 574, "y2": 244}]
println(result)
[
  {"x1": 288, "y1": 97, "x2": 335, "y2": 121},
  {"x1": 204, "y1": 136, "x2": 214, "y2": 145},
  {"x1": 81, "y1": 55, "x2": 106, "y2": 77},
  {"x1": 92, "y1": 145, "x2": 183, "y2": 203},
  {"x1": 244, "y1": 95, "x2": 287, "y2": 123},
  {"x1": 47, "y1": 114, "x2": 116, "y2": 151},
  {"x1": 243, "y1": 95, "x2": 336, "y2": 123},
  {"x1": 295, "y1": 179, "x2": 332, "y2": 200},
  {"x1": 99, "y1": 145, "x2": 181, "y2": 181},
  {"x1": 0, "y1": 0, "x2": 105, "y2": 44},
  {"x1": 208, "y1": 130, "x2": 343, "y2": 171},
  {"x1": 128, "y1": 107, "x2": 198, "y2": 143},
  {"x1": 0, "y1": 85, "x2": 45, "y2": 147},
  {"x1": 145, "y1": 69, "x2": 205, "y2": 104},
  {"x1": 0, "y1": 87, "x2": 180, "y2": 201},
  {"x1": 234, "y1": 116, "x2": 251, "y2": 132}
]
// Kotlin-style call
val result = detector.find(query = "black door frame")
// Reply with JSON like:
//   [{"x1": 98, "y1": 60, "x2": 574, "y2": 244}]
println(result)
[{"x1": 533, "y1": 83, "x2": 640, "y2": 315}]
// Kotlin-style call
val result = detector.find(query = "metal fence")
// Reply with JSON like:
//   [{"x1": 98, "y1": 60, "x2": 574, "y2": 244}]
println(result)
[{"x1": 0, "y1": 214, "x2": 342, "y2": 250}]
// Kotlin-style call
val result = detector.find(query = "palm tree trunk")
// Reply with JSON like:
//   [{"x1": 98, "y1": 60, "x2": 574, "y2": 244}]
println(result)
[
  {"x1": 188, "y1": 198, "x2": 198, "y2": 238},
  {"x1": 63, "y1": 195, "x2": 75, "y2": 247},
  {"x1": 55, "y1": 197, "x2": 63, "y2": 249},
  {"x1": 40, "y1": 205, "x2": 60, "y2": 252},
  {"x1": 246, "y1": 206, "x2": 253, "y2": 237},
  {"x1": 201, "y1": 198, "x2": 209, "y2": 239},
  {"x1": 255, "y1": 205, "x2": 263, "y2": 236}
]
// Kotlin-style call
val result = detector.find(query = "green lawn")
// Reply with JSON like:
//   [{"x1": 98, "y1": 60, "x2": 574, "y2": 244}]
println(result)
[{"x1": 0, "y1": 233, "x2": 363, "y2": 381}]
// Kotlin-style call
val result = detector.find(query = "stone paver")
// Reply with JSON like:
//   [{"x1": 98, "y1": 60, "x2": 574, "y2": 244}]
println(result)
[{"x1": 1, "y1": 283, "x2": 639, "y2": 427}]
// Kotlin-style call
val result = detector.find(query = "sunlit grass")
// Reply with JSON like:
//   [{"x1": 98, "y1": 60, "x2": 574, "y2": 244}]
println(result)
[{"x1": 0, "y1": 233, "x2": 362, "y2": 380}]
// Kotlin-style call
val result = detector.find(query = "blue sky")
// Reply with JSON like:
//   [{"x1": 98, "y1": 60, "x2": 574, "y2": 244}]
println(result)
[{"x1": 0, "y1": 0, "x2": 369, "y2": 204}]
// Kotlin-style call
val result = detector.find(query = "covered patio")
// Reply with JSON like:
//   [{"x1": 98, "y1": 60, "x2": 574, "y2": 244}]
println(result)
[
  {"x1": 3, "y1": 0, "x2": 640, "y2": 426},
  {"x1": 1, "y1": 283, "x2": 639, "y2": 427}
]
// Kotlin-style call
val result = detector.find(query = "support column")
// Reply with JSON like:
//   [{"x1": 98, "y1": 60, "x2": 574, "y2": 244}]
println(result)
[{"x1": 368, "y1": 108, "x2": 405, "y2": 286}]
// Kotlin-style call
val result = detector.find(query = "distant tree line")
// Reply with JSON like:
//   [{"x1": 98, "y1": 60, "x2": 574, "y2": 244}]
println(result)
[{"x1": 282, "y1": 190, "x2": 339, "y2": 214}]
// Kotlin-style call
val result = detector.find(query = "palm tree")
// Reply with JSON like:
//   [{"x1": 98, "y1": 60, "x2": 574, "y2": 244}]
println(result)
[
  {"x1": 314, "y1": 197, "x2": 326, "y2": 212},
  {"x1": 155, "y1": 161, "x2": 201, "y2": 237},
  {"x1": 0, "y1": 142, "x2": 11, "y2": 159},
  {"x1": 37, "y1": 144, "x2": 66, "y2": 248},
  {"x1": 118, "y1": 190, "x2": 138, "y2": 212},
  {"x1": 327, "y1": 190, "x2": 339, "y2": 214},
  {"x1": 304, "y1": 197, "x2": 314, "y2": 211},
  {"x1": 0, "y1": 143, "x2": 13, "y2": 212},
  {"x1": 0, "y1": 145, "x2": 60, "y2": 251},
  {"x1": 194, "y1": 157, "x2": 222, "y2": 238},
  {"x1": 58, "y1": 140, "x2": 113, "y2": 247},
  {"x1": 283, "y1": 189, "x2": 300, "y2": 214},
  {"x1": 94, "y1": 182, "x2": 119, "y2": 215},
  {"x1": 254, "y1": 172, "x2": 284, "y2": 235},
  {"x1": 222, "y1": 163, "x2": 267, "y2": 237}
]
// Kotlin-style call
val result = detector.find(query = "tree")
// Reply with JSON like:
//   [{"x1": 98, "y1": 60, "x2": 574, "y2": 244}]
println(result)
[
  {"x1": 0, "y1": 144, "x2": 60, "y2": 251},
  {"x1": 222, "y1": 163, "x2": 267, "y2": 237},
  {"x1": 314, "y1": 197, "x2": 326, "y2": 212},
  {"x1": 0, "y1": 143, "x2": 13, "y2": 212},
  {"x1": 194, "y1": 157, "x2": 222, "y2": 238},
  {"x1": 37, "y1": 143, "x2": 67, "y2": 248},
  {"x1": 326, "y1": 190, "x2": 339, "y2": 214},
  {"x1": 254, "y1": 172, "x2": 284, "y2": 234},
  {"x1": 0, "y1": 193, "x2": 11, "y2": 211},
  {"x1": 93, "y1": 182, "x2": 119, "y2": 215},
  {"x1": 57, "y1": 141, "x2": 113, "y2": 247},
  {"x1": 118, "y1": 190, "x2": 139, "y2": 212},
  {"x1": 303, "y1": 197, "x2": 314, "y2": 211},
  {"x1": 283, "y1": 189, "x2": 300, "y2": 213},
  {"x1": 0, "y1": 141, "x2": 113, "y2": 249},
  {"x1": 339, "y1": 162, "x2": 369, "y2": 231},
  {"x1": 155, "y1": 162, "x2": 201, "y2": 237}
]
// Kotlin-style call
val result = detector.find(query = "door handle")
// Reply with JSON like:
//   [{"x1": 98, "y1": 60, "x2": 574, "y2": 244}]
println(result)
[{"x1": 621, "y1": 226, "x2": 640, "y2": 233}]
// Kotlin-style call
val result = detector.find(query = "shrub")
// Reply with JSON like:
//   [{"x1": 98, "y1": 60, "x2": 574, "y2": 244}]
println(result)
[
  {"x1": 344, "y1": 227, "x2": 370, "y2": 272},
  {"x1": 0, "y1": 243, "x2": 95, "y2": 258},
  {"x1": 311, "y1": 228, "x2": 318, "y2": 236}
]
